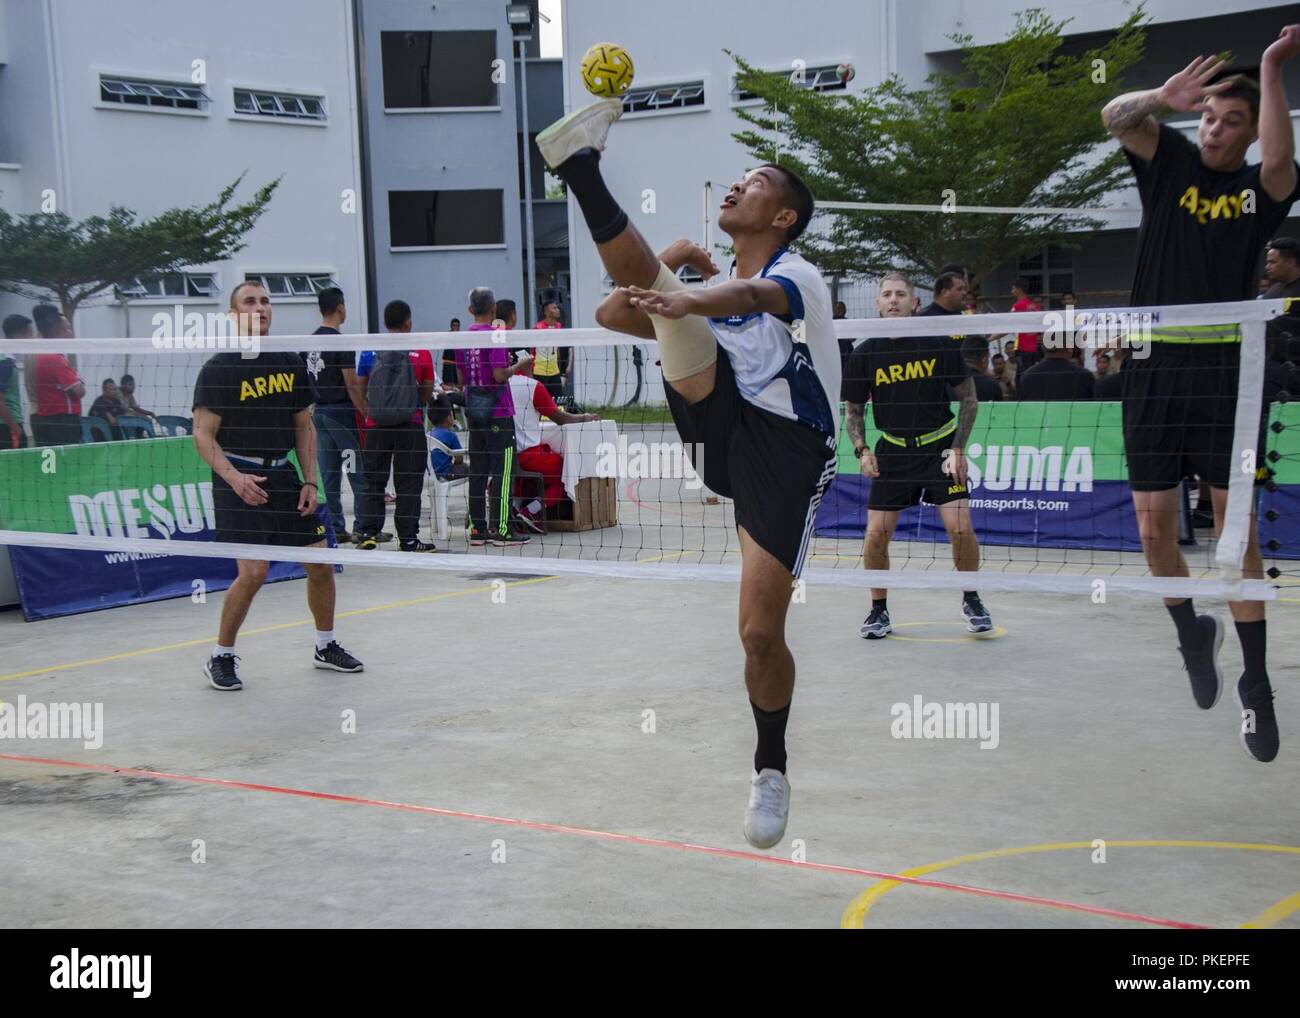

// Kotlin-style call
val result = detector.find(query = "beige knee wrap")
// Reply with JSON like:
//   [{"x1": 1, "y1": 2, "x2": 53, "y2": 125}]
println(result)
[{"x1": 647, "y1": 261, "x2": 718, "y2": 382}]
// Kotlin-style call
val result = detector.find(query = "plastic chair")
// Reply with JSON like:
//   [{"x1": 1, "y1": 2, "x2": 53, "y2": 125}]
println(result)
[
  {"x1": 155, "y1": 415, "x2": 193, "y2": 436},
  {"x1": 80, "y1": 417, "x2": 113, "y2": 443},
  {"x1": 424, "y1": 432, "x2": 468, "y2": 542},
  {"x1": 116, "y1": 415, "x2": 155, "y2": 439}
]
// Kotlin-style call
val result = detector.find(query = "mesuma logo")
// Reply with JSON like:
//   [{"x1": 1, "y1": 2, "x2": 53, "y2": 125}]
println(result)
[
  {"x1": 965, "y1": 443, "x2": 1092, "y2": 493},
  {"x1": 68, "y1": 483, "x2": 215, "y2": 539}
]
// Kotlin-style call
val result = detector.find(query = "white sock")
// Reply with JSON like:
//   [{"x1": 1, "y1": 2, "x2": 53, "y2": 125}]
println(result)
[
  {"x1": 315, "y1": 630, "x2": 335, "y2": 651},
  {"x1": 526, "y1": 499, "x2": 542, "y2": 515},
  {"x1": 213, "y1": 644, "x2": 235, "y2": 658}
]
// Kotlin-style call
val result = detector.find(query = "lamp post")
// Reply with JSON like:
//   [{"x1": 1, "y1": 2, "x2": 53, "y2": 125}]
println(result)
[{"x1": 507, "y1": 3, "x2": 537, "y2": 325}]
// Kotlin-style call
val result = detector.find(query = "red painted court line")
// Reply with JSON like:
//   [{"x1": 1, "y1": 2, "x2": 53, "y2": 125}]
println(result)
[{"x1": 0, "y1": 751, "x2": 1208, "y2": 929}]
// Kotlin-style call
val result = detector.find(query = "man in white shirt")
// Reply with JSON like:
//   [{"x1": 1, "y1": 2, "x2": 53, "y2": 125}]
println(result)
[
  {"x1": 538, "y1": 97, "x2": 838, "y2": 849},
  {"x1": 507, "y1": 359, "x2": 597, "y2": 532}
]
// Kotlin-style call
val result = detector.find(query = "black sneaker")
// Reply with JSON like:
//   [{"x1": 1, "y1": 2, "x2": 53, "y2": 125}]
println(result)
[
  {"x1": 467, "y1": 528, "x2": 488, "y2": 547},
  {"x1": 491, "y1": 531, "x2": 531, "y2": 547},
  {"x1": 1192, "y1": 508, "x2": 1215, "y2": 530},
  {"x1": 962, "y1": 596, "x2": 993, "y2": 634},
  {"x1": 1178, "y1": 614, "x2": 1224, "y2": 709},
  {"x1": 400, "y1": 538, "x2": 437, "y2": 553},
  {"x1": 354, "y1": 533, "x2": 378, "y2": 550},
  {"x1": 204, "y1": 653, "x2": 242, "y2": 691},
  {"x1": 860, "y1": 606, "x2": 891, "y2": 640},
  {"x1": 314, "y1": 641, "x2": 364, "y2": 673},
  {"x1": 1236, "y1": 675, "x2": 1279, "y2": 763},
  {"x1": 376, "y1": 531, "x2": 395, "y2": 543},
  {"x1": 333, "y1": 528, "x2": 354, "y2": 545}
]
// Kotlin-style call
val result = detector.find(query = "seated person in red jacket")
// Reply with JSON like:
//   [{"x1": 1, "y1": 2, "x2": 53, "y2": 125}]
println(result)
[{"x1": 507, "y1": 354, "x2": 597, "y2": 533}]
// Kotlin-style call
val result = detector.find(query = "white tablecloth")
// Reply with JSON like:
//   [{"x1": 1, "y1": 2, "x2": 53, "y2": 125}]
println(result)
[{"x1": 539, "y1": 419, "x2": 620, "y2": 500}]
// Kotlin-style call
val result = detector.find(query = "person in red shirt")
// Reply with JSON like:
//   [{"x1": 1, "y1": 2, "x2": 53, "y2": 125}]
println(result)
[
  {"x1": 508, "y1": 355, "x2": 598, "y2": 532},
  {"x1": 352, "y1": 300, "x2": 436, "y2": 551},
  {"x1": 31, "y1": 304, "x2": 85, "y2": 447},
  {"x1": 1010, "y1": 278, "x2": 1044, "y2": 375}
]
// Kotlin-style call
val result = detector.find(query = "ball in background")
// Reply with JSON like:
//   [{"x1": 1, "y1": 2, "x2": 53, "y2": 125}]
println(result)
[{"x1": 581, "y1": 42, "x2": 635, "y2": 97}]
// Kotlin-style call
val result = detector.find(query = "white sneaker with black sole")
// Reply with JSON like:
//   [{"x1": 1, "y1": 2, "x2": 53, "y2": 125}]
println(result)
[
  {"x1": 743, "y1": 768, "x2": 790, "y2": 849},
  {"x1": 536, "y1": 98, "x2": 623, "y2": 169},
  {"x1": 962, "y1": 596, "x2": 994, "y2": 634}
]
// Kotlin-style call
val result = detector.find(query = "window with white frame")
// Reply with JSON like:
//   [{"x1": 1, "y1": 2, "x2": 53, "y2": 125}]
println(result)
[
  {"x1": 243, "y1": 273, "x2": 340, "y2": 298},
  {"x1": 622, "y1": 80, "x2": 705, "y2": 115},
  {"x1": 233, "y1": 88, "x2": 326, "y2": 121},
  {"x1": 732, "y1": 65, "x2": 850, "y2": 103},
  {"x1": 116, "y1": 272, "x2": 219, "y2": 300},
  {"x1": 100, "y1": 75, "x2": 210, "y2": 111}
]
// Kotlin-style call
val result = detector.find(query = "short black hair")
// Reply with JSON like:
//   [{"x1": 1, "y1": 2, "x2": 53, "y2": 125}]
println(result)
[
  {"x1": 2, "y1": 313, "x2": 32, "y2": 339},
  {"x1": 318, "y1": 286, "x2": 344, "y2": 316},
  {"x1": 934, "y1": 272, "x2": 965, "y2": 296},
  {"x1": 102, "y1": 378, "x2": 116, "y2": 388},
  {"x1": 542, "y1": 301, "x2": 559, "y2": 312},
  {"x1": 759, "y1": 163, "x2": 814, "y2": 244},
  {"x1": 938, "y1": 263, "x2": 967, "y2": 278},
  {"x1": 1013, "y1": 277, "x2": 1032, "y2": 293},
  {"x1": 1215, "y1": 73, "x2": 1260, "y2": 123},
  {"x1": 1267, "y1": 237, "x2": 1300, "y2": 262},
  {"x1": 450, "y1": 317, "x2": 461, "y2": 326},
  {"x1": 960, "y1": 337, "x2": 989, "y2": 362},
  {"x1": 427, "y1": 395, "x2": 453, "y2": 422},
  {"x1": 383, "y1": 299, "x2": 411, "y2": 329},
  {"x1": 495, "y1": 298, "x2": 517, "y2": 323},
  {"x1": 120, "y1": 373, "x2": 135, "y2": 384},
  {"x1": 32, "y1": 303, "x2": 63, "y2": 336}
]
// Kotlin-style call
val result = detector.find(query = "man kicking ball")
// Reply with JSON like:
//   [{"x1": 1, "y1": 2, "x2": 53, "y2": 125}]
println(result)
[
  {"x1": 537, "y1": 99, "x2": 839, "y2": 848},
  {"x1": 842, "y1": 272, "x2": 990, "y2": 639}
]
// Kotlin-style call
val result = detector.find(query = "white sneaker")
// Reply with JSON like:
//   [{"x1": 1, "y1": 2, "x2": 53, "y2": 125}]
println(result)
[
  {"x1": 536, "y1": 98, "x2": 623, "y2": 170},
  {"x1": 744, "y1": 768, "x2": 790, "y2": 849}
]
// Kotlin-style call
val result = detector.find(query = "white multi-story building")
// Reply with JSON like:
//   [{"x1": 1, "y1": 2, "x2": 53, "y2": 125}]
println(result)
[
  {"x1": 0, "y1": 0, "x2": 368, "y2": 414},
  {"x1": 561, "y1": 0, "x2": 1300, "y2": 402}
]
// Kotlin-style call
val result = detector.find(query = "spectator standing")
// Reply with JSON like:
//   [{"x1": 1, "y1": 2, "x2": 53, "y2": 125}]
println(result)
[
  {"x1": 960, "y1": 337, "x2": 1002, "y2": 401},
  {"x1": 1010, "y1": 278, "x2": 1044, "y2": 375},
  {"x1": 455, "y1": 287, "x2": 533, "y2": 546},
  {"x1": 352, "y1": 300, "x2": 436, "y2": 552},
  {"x1": 304, "y1": 287, "x2": 364, "y2": 544},
  {"x1": 441, "y1": 317, "x2": 462, "y2": 389},
  {"x1": 30, "y1": 304, "x2": 85, "y2": 447},
  {"x1": 532, "y1": 300, "x2": 571, "y2": 404},
  {"x1": 0, "y1": 314, "x2": 31, "y2": 449}
]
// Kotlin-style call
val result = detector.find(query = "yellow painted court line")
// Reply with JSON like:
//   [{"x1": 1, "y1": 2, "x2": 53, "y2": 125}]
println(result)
[
  {"x1": 1241, "y1": 890, "x2": 1300, "y2": 929},
  {"x1": 0, "y1": 575, "x2": 557, "y2": 683},
  {"x1": 887, "y1": 621, "x2": 1007, "y2": 643},
  {"x1": 840, "y1": 840, "x2": 1300, "y2": 929}
]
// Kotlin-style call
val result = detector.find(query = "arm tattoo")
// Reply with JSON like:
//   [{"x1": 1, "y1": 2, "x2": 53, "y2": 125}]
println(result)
[
  {"x1": 846, "y1": 401, "x2": 866, "y2": 451},
  {"x1": 1102, "y1": 89, "x2": 1164, "y2": 135},
  {"x1": 952, "y1": 379, "x2": 978, "y2": 448}
]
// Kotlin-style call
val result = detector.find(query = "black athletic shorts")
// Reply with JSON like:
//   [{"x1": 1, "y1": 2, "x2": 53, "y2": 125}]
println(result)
[
  {"x1": 664, "y1": 346, "x2": 837, "y2": 576},
  {"x1": 1121, "y1": 345, "x2": 1264, "y2": 491},
  {"x1": 867, "y1": 433, "x2": 969, "y2": 511},
  {"x1": 213, "y1": 460, "x2": 326, "y2": 547}
]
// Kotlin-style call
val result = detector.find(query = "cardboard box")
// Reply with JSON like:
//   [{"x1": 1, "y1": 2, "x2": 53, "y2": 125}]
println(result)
[{"x1": 547, "y1": 477, "x2": 617, "y2": 532}]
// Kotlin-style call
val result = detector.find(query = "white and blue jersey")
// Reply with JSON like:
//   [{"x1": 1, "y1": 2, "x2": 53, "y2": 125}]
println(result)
[{"x1": 707, "y1": 248, "x2": 840, "y2": 437}]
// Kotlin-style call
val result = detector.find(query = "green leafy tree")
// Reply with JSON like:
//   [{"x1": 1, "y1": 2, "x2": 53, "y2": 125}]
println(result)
[
  {"x1": 729, "y1": 7, "x2": 1148, "y2": 287},
  {"x1": 0, "y1": 174, "x2": 279, "y2": 321}
]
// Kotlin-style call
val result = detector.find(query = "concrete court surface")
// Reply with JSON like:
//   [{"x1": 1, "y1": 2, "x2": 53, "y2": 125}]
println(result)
[{"x1": 1, "y1": 537, "x2": 1297, "y2": 929}]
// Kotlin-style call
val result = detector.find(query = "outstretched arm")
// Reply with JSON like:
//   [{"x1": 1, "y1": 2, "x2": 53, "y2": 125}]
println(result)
[
  {"x1": 1260, "y1": 25, "x2": 1300, "y2": 202},
  {"x1": 1102, "y1": 54, "x2": 1231, "y2": 161}
]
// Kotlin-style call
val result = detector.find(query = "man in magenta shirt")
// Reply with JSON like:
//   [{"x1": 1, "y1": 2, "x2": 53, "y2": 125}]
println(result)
[{"x1": 454, "y1": 287, "x2": 533, "y2": 546}]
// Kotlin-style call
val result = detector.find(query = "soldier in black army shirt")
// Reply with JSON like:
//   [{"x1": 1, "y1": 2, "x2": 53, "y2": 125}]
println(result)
[{"x1": 192, "y1": 281, "x2": 363, "y2": 691}]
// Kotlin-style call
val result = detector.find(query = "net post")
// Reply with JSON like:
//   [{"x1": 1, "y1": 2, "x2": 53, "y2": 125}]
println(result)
[{"x1": 1216, "y1": 318, "x2": 1266, "y2": 591}]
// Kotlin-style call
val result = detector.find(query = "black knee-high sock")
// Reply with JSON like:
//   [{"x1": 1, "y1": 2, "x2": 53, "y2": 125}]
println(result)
[
  {"x1": 1236, "y1": 619, "x2": 1267, "y2": 681},
  {"x1": 1167, "y1": 598, "x2": 1200, "y2": 646},
  {"x1": 751, "y1": 700, "x2": 790, "y2": 774},
  {"x1": 552, "y1": 147, "x2": 628, "y2": 243}
]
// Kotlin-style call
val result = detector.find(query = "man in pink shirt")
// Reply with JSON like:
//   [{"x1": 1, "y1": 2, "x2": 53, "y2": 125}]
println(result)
[
  {"x1": 31, "y1": 304, "x2": 85, "y2": 447},
  {"x1": 454, "y1": 287, "x2": 533, "y2": 546},
  {"x1": 1010, "y1": 278, "x2": 1044, "y2": 375}
]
